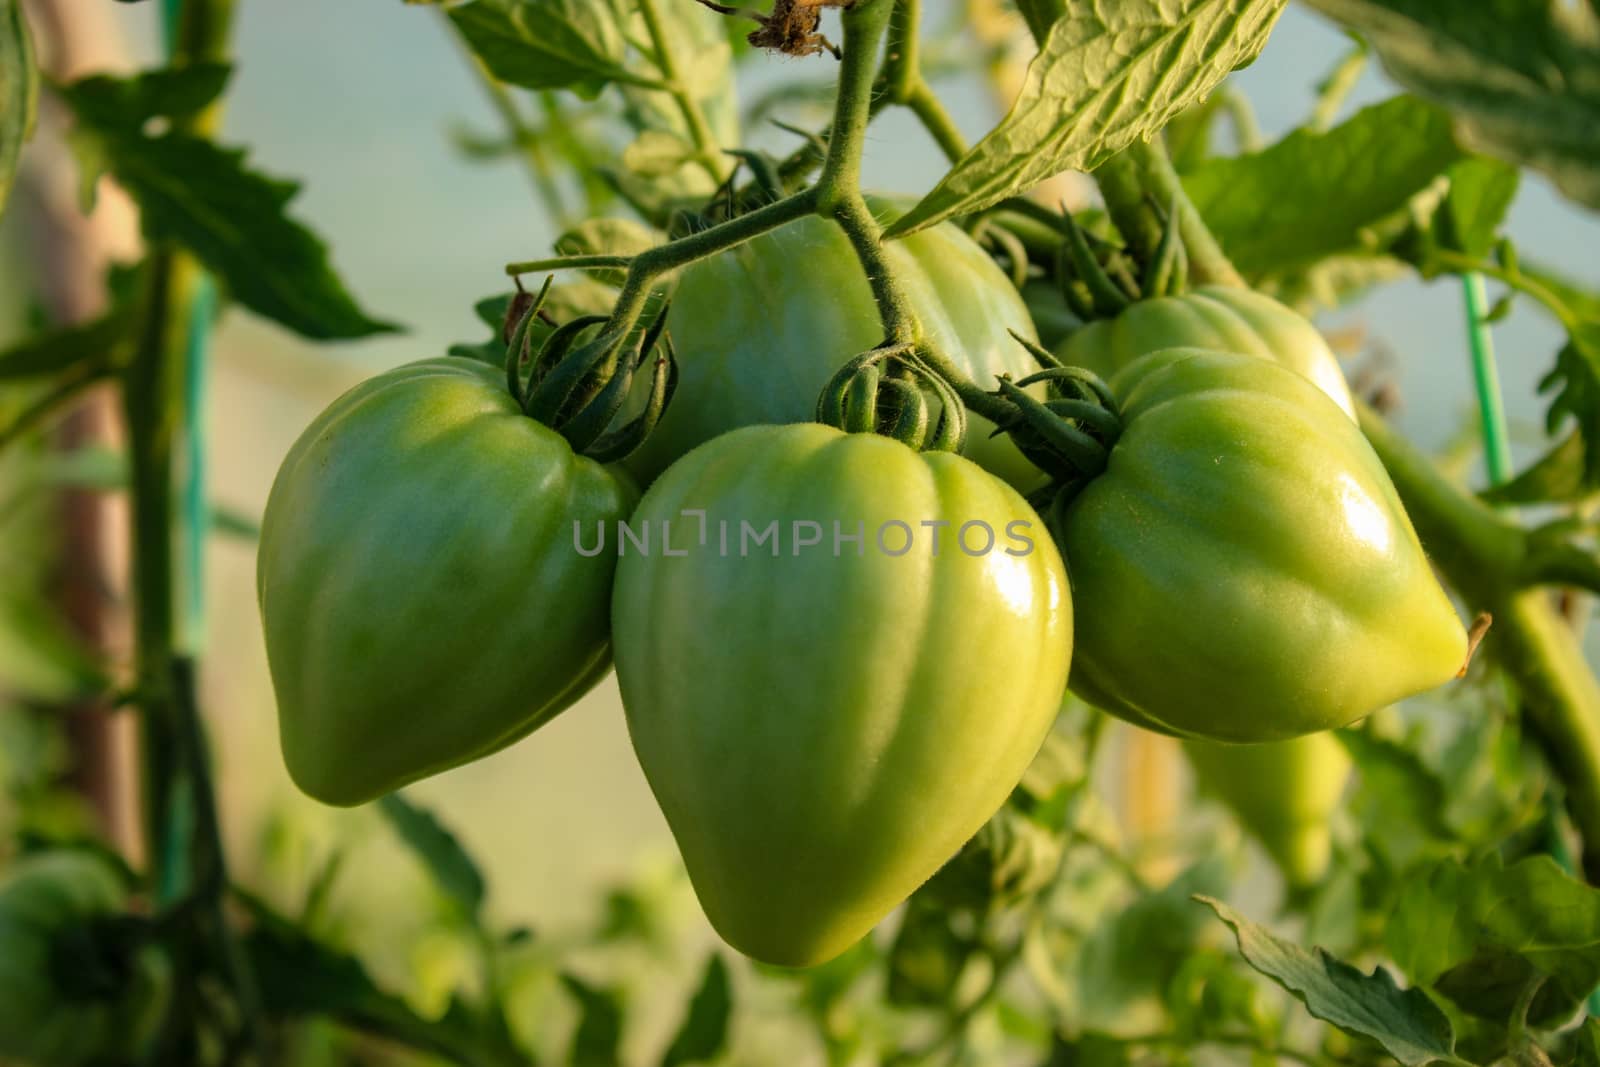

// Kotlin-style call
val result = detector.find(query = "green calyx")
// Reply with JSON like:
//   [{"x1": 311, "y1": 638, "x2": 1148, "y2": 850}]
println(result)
[
  {"x1": 991, "y1": 330, "x2": 1122, "y2": 505},
  {"x1": 504, "y1": 276, "x2": 679, "y2": 463},
  {"x1": 1054, "y1": 198, "x2": 1187, "y2": 319},
  {"x1": 816, "y1": 342, "x2": 968, "y2": 453}
]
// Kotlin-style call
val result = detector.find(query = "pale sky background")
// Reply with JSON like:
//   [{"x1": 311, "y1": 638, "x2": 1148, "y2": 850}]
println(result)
[{"x1": 10, "y1": 0, "x2": 1600, "y2": 994}]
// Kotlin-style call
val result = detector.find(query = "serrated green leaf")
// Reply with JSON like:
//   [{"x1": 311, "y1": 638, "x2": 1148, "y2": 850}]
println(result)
[
  {"x1": 1305, "y1": 0, "x2": 1600, "y2": 212},
  {"x1": 1389, "y1": 855, "x2": 1600, "y2": 1027},
  {"x1": 661, "y1": 954, "x2": 731, "y2": 1067},
  {"x1": 377, "y1": 794, "x2": 486, "y2": 921},
  {"x1": 0, "y1": 0, "x2": 39, "y2": 222},
  {"x1": 57, "y1": 83, "x2": 398, "y2": 340},
  {"x1": 885, "y1": 0, "x2": 1287, "y2": 237},
  {"x1": 1185, "y1": 95, "x2": 1464, "y2": 277},
  {"x1": 449, "y1": 0, "x2": 628, "y2": 99},
  {"x1": 1199, "y1": 896, "x2": 1461, "y2": 1066}
]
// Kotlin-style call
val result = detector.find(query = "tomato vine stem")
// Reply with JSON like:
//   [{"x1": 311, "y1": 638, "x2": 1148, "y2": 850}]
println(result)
[
  {"x1": 1360, "y1": 402, "x2": 1600, "y2": 882},
  {"x1": 636, "y1": 0, "x2": 731, "y2": 183}
]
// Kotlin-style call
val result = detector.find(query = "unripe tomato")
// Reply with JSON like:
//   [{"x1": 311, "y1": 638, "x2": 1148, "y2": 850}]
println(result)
[
  {"x1": 258, "y1": 358, "x2": 635, "y2": 806},
  {"x1": 613, "y1": 424, "x2": 1072, "y2": 966},
  {"x1": 1055, "y1": 286, "x2": 1356, "y2": 418},
  {"x1": 1182, "y1": 733, "x2": 1353, "y2": 887},
  {"x1": 624, "y1": 202, "x2": 1046, "y2": 489},
  {"x1": 0, "y1": 852, "x2": 166, "y2": 1066},
  {"x1": 1062, "y1": 349, "x2": 1466, "y2": 741}
]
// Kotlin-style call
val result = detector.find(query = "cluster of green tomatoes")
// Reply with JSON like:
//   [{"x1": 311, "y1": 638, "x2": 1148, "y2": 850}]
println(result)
[{"x1": 255, "y1": 202, "x2": 1468, "y2": 968}]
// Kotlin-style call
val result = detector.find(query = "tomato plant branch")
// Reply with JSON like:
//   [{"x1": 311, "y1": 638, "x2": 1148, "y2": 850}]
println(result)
[
  {"x1": 503, "y1": 253, "x2": 632, "y2": 275},
  {"x1": 1359, "y1": 402, "x2": 1600, "y2": 881},
  {"x1": 636, "y1": 0, "x2": 729, "y2": 183},
  {"x1": 885, "y1": 0, "x2": 968, "y2": 163},
  {"x1": 1120, "y1": 139, "x2": 1241, "y2": 287}
]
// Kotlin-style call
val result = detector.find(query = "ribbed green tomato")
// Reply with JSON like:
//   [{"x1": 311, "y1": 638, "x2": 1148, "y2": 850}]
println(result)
[
  {"x1": 623, "y1": 203, "x2": 1045, "y2": 489},
  {"x1": 1063, "y1": 348, "x2": 1466, "y2": 742},
  {"x1": 1055, "y1": 286, "x2": 1355, "y2": 418},
  {"x1": 1182, "y1": 733, "x2": 1353, "y2": 887},
  {"x1": 0, "y1": 852, "x2": 166, "y2": 1066},
  {"x1": 258, "y1": 357, "x2": 634, "y2": 806},
  {"x1": 613, "y1": 424, "x2": 1072, "y2": 966}
]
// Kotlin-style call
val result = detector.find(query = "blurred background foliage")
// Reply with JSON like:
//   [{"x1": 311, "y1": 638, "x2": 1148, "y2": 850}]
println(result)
[{"x1": 1, "y1": 0, "x2": 1598, "y2": 1063}]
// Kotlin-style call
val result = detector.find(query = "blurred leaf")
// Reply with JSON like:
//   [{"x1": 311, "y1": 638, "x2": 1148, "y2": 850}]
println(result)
[
  {"x1": 377, "y1": 794, "x2": 486, "y2": 922},
  {"x1": 1481, "y1": 431, "x2": 1591, "y2": 506},
  {"x1": 886, "y1": 0, "x2": 1287, "y2": 236},
  {"x1": 1338, "y1": 729, "x2": 1454, "y2": 869},
  {"x1": 1076, "y1": 856, "x2": 1232, "y2": 1031},
  {"x1": 1186, "y1": 95, "x2": 1465, "y2": 277},
  {"x1": 58, "y1": 68, "x2": 398, "y2": 341},
  {"x1": 61, "y1": 63, "x2": 230, "y2": 129},
  {"x1": 1200, "y1": 896, "x2": 1459, "y2": 1066},
  {"x1": 1539, "y1": 322, "x2": 1600, "y2": 489},
  {"x1": 887, "y1": 896, "x2": 979, "y2": 1006},
  {"x1": 1388, "y1": 855, "x2": 1600, "y2": 1026},
  {"x1": 241, "y1": 892, "x2": 502, "y2": 1062},
  {"x1": 449, "y1": 0, "x2": 628, "y2": 100},
  {"x1": 924, "y1": 801, "x2": 1064, "y2": 912},
  {"x1": 562, "y1": 973, "x2": 625, "y2": 1067},
  {"x1": 0, "y1": 0, "x2": 38, "y2": 222},
  {"x1": 1570, "y1": 1018, "x2": 1600, "y2": 1067},
  {"x1": 1525, "y1": 262, "x2": 1600, "y2": 325},
  {"x1": 0, "y1": 310, "x2": 134, "y2": 381},
  {"x1": 621, "y1": 129, "x2": 697, "y2": 178},
  {"x1": 1305, "y1": 0, "x2": 1600, "y2": 212},
  {"x1": 1434, "y1": 158, "x2": 1519, "y2": 259},
  {"x1": 661, "y1": 954, "x2": 731, "y2": 1067}
]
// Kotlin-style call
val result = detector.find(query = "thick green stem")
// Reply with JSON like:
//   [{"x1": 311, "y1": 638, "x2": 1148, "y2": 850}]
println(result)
[
  {"x1": 907, "y1": 83, "x2": 967, "y2": 163},
  {"x1": 637, "y1": 0, "x2": 728, "y2": 182},
  {"x1": 814, "y1": 0, "x2": 918, "y2": 344},
  {"x1": 1359, "y1": 402, "x2": 1600, "y2": 881}
]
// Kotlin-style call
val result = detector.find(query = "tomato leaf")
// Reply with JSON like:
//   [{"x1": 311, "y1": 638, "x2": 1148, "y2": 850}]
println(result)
[
  {"x1": 58, "y1": 68, "x2": 398, "y2": 341},
  {"x1": 0, "y1": 310, "x2": 135, "y2": 380},
  {"x1": 1184, "y1": 95, "x2": 1465, "y2": 277},
  {"x1": 1305, "y1": 0, "x2": 1600, "y2": 213},
  {"x1": 448, "y1": 0, "x2": 629, "y2": 100},
  {"x1": 660, "y1": 954, "x2": 732, "y2": 1067},
  {"x1": 1388, "y1": 855, "x2": 1600, "y2": 1028},
  {"x1": 1198, "y1": 896, "x2": 1461, "y2": 1066},
  {"x1": 1433, "y1": 158, "x2": 1519, "y2": 260},
  {"x1": 377, "y1": 794, "x2": 486, "y2": 922},
  {"x1": 884, "y1": 0, "x2": 1287, "y2": 238},
  {"x1": 0, "y1": 0, "x2": 39, "y2": 222},
  {"x1": 562, "y1": 973, "x2": 626, "y2": 1067},
  {"x1": 1480, "y1": 431, "x2": 1591, "y2": 506}
]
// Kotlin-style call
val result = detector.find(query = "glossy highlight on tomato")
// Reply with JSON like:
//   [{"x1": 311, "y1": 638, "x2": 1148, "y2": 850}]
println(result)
[
  {"x1": 625, "y1": 200, "x2": 1046, "y2": 489},
  {"x1": 613, "y1": 424, "x2": 1072, "y2": 966},
  {"x1": 1056, "y1": 285, "x2": 1356, "y2": 417},
  {"x1": 1062, "y1": 348, "x2": 1466, "y2": 742},
  {"x1": 258, "y1": 357, "x2": 635, "y2": 806}
]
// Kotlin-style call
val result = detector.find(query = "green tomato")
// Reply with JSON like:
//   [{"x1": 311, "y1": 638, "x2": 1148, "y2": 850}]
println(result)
[
  {"x1": 1182, "y1": 733, "x2": 1353, "y2": 887},
  {"x1": 613, "y1": 424, "x2": 1072, "y2": 966},
  {"x1": 1063, "y1": 348, "x2": 1466, "y2": 742},
  {"x1": 624, "y1": 202, "x2": 1045, "y2": 489},
  {"x1": 0, "y1": 852, "x2": 165, "y2": 1066},
  {"x1": 1056, "y1": 286, "x2": 1356, "y2": 418},
  {"x1": 258, "y1": 357, "x2": 634, "y2": 806}
]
